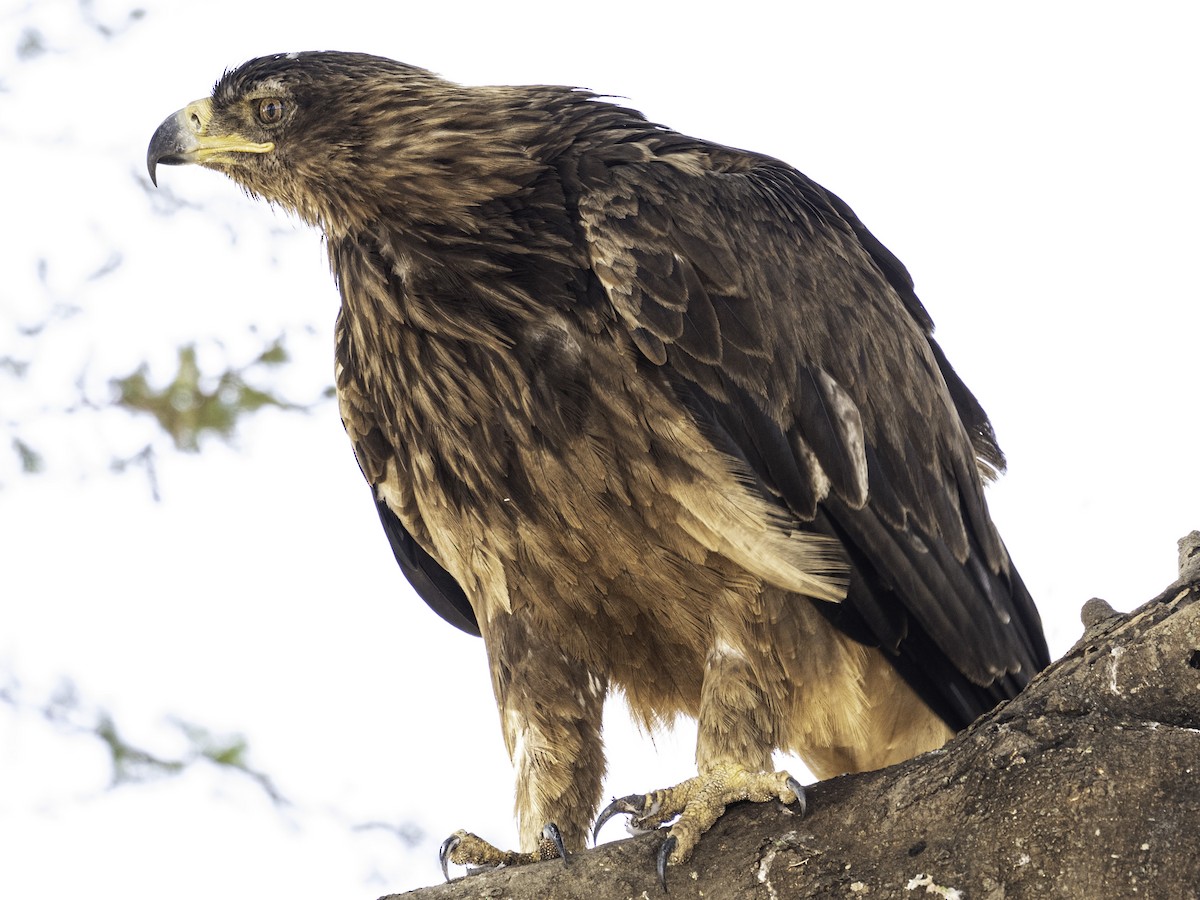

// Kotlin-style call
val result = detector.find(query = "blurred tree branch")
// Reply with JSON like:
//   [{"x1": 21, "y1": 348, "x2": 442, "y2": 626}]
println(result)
[{"x1": 0, "y1": 671, "x2": 285, "y2": 802}]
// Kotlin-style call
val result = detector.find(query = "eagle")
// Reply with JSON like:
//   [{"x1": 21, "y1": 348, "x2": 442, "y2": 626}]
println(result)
[{"x1": 148, "y1": 51, "x2": 1049, "y2": 885}]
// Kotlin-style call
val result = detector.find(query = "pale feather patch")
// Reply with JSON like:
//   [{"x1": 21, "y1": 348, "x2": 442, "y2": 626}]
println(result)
[
  {"x1": 787, "y1": 639, "x2": 952, "y2": 779},
  {"x1": 504, "y1": 707, "x2": 529, "y2": 765},
  {"x1": 586, "y1": 672, "x2": 606, "y2": 699},
  {"x1": 791, "y1": 432, "x2": 833, "y2": 505},
  {"x1": 813, "y1": 369, "x2": 869, "y2": 508},
  {"x1": 467, "y1": 541, "x2": 513, "y2": 618},
  {"x1": 706, "y1": 636, "x2": 747, "y2": 667},
  {"x1": 372, "y1": 461, "x2": 406, "y2": 513},
  {"x1": 637, "y1": 404, "x2": 848, "y2": 602},
  {"x1": 377, "y1": 458, "x2": 515, "y2": 621},
  {"x1": 673, "y1": 487, "x2": 846, "y2": 602}
]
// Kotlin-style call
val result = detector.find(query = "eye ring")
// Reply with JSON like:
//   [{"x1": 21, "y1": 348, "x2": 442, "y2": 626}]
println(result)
[{"x1": 256, "y1": 97, "x2": 285, "y2": 125}]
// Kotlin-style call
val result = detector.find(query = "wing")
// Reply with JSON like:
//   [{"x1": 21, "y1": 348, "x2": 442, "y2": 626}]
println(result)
[
  {"x1": 335, "y1": 308, "x2": 480, "y2": 637},
  {"x1": 574, "y1": 141, "x2": 1048, "y2": 728},
  {"x1": 372, "y1": 492, "x2": 480, "y2": 635}
]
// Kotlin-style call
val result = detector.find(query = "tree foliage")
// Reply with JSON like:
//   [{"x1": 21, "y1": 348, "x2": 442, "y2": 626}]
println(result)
[
  {"x1": 111, "y1": 339, "x2": 308, "y2": 452},
  {"x1": 1, "y1": 3, "x2": 330, "y2": 494}
]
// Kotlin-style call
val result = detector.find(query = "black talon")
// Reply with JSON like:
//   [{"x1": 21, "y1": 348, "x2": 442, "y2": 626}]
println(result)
[
  {"x1": 785, "y1": 776, "x2": 808, "y2": 817},
  {"x1": 542, "y1": 822, "x2": 570, "y2": 865},
  {"x1": 438, "y1": 833, "x2": 461, "y2": 882},
  {"x1": 593, "y1": 793, "x2": 646, "y2": 843},
  {"x1": 656, "y1": 834, "x2": 676, "y2": 892}
]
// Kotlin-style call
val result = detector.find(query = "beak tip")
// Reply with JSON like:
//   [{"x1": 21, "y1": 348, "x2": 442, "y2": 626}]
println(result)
[{"x1": 147, "y1": 106, "x2": 190, "y2": 189}]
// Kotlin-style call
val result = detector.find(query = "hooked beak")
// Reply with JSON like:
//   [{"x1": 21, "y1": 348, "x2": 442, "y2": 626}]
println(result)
[{"x1": 147, "y1": 97, "x2": 274, "y2": 186}]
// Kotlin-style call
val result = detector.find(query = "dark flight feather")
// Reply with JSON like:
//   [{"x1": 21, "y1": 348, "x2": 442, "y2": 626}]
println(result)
[{"x1": 374, "y1": 493, "x2": 480, "y2": 636}]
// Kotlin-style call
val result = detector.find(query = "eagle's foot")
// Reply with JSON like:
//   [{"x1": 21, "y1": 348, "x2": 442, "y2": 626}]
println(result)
[
  {"x1": 593, "y1": 764, "x2": 805, "y2": 889},
  {"x1": 438, "y1": 823, "x2": 568, "y2": 881}
]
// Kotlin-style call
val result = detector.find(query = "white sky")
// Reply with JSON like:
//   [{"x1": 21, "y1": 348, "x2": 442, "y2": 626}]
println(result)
[{"x1": 2, "y1": 1, "x2": 1198, "y2": 898}]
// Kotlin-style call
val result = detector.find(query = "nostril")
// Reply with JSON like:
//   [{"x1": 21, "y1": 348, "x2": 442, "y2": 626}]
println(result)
[{"x1": 190, "y1": 113, "x2": 201, "y2": 130}]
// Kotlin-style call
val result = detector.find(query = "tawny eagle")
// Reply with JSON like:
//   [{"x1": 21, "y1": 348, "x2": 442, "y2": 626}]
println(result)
[{"x1": 148, "y1": 51, "x2": 1049, "y2": 885}]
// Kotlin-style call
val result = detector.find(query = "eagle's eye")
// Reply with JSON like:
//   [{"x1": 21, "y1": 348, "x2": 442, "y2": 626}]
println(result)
[{"x1": 256, "y1": 97, "x2": 285, "y2": 125}]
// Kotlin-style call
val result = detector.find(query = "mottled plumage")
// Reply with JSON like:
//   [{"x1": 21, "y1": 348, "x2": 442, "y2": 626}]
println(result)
[{"x1": 149, "y1": 51, "x2": 1049, "y2": 871}]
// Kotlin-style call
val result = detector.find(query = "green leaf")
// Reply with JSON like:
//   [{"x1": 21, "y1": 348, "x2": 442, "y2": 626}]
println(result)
[{"x1": 13, "y1": 437, "x2": 43, "y2": 473}]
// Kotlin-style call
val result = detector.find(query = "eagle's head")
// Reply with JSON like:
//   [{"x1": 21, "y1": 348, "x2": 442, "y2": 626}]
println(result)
[{"x1": 148, "y1": 51, "x2": 547, "y2": 236}]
